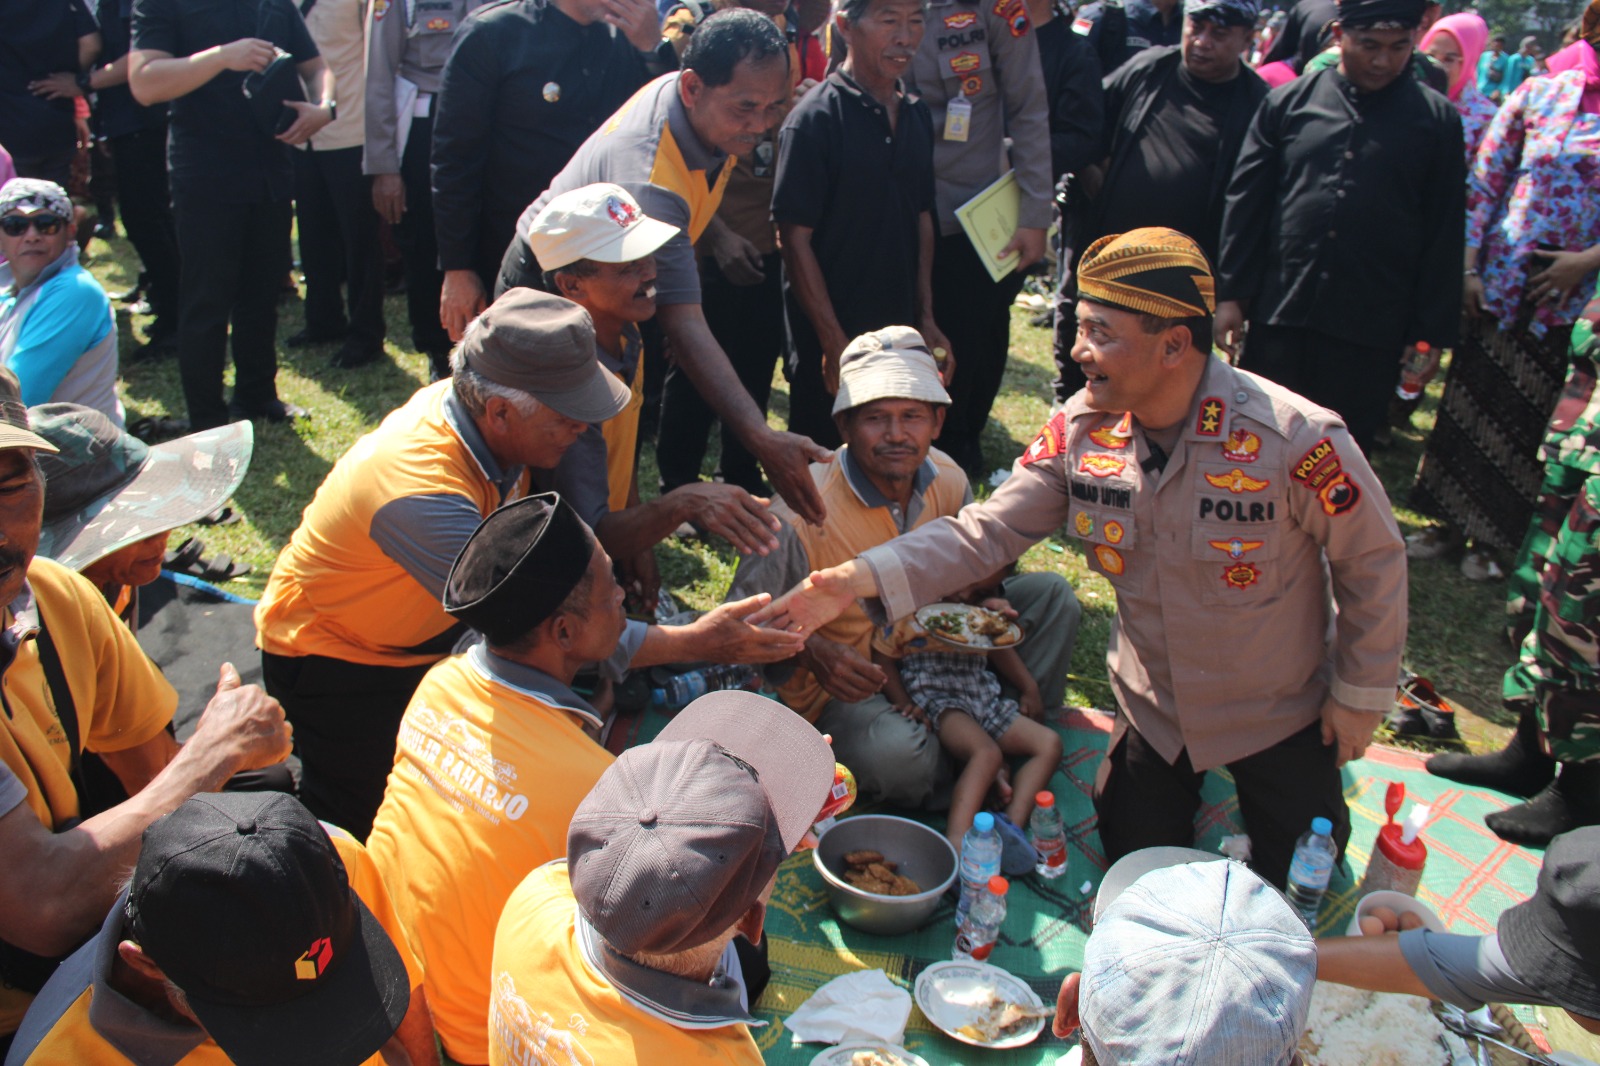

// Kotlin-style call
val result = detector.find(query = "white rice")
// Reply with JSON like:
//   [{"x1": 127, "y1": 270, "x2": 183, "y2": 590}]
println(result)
[{"x1": 1299, "y1": 982, "x2": 1448, "y2": 1066}]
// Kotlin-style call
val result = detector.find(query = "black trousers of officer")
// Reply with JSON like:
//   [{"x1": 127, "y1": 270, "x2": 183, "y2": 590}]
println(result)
[
  {"x1": 930, "y1": 229, "x2": 1027, "y2": 474},
  {"x1": 656, "y1": 253, "x2": 783, "y2": 495},
  {"x1": 397, "y1": 113, "x2": 450, "y2": 369},
  {"x1": 1241, "y1": 323, "x2": 1400, "y2": 457},
  {"x1": 294, "y1": 145, "x2": 386, "y2": 352},
  {"x1": 109, "y1": 125, "x2": 182, "y2": 338},
  {"x1": 1093, "y1": 714, "x2": 1352, "y2": 892},
  {"x1": 260, "y1": 650, "x2": 436, "y2": 840},
  {"x1": 173, "y1": 193, "x2": 291, "y2": 429}
]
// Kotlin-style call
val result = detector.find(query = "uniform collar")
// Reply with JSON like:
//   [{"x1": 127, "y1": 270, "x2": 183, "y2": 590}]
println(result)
[
  {"x1": 467, "y1": 643, "x2": 603, "y2": 732},
  {"x1": 442, "y1": 388, "x2": 527, "y2": 501},
  {"x1": 828, "y1": 68, "x2": 917, "y2": 109},
  {"x1": 572, "y1": 891, "x2": 762, "y2": 1030},
  {"x1": 88, "y1": 890, "x2": 212, "y2": 1065},
  {"x1": 665, "y1": 74, "x2": 729, "y2": 177},
  {"x1": 1180, "y1": 357, "x2": 1256, "y2": 442}
]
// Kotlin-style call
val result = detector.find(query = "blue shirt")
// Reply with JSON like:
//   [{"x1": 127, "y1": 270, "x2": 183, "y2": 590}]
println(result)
[
  {"x1": 1476, "y1": 50, "x2": 1506, "y2": 97},
  {"x1": 1502, "y1": 52, "x2": 1538, "y2": 93},
  {"x1": 0, "y1": 261, "x2": 114, "y2": 408}
]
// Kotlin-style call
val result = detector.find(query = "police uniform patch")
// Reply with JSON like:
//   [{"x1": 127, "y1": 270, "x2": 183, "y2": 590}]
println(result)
[
  {"x1": 993, "y1": 0, "x2": 1030, "y2": 35},
  {"x1": 425, "y1": 16, "x2": 451, "y2": 29},
  {"x1": 1203, "y1": 468, "x2": 1270, "y2": 494},
  {"x1": 1208, "y1": 538, "x2": 1262, "y2": 559},
  {"x1": 1222, "y1": 428, "x2": 1261, "y2": 463},
  {"x1": 1020, "y1": 412, "x2": 1067, "y2": 467},
  {"x1": 1291, "y1": 437, "x2": 1362, "y2": 515},
  {"x1": 1089, "y1": 420, "x2": 1130, "y2": 449},
  {"x1": 950, "y1": 51, "x2": 981, "y2": 74},
  {"x1": 1078, "y1": 453, "x2": 1128, "y2": 478},
  {"x1": 961, "y1": 75, "x2": 984, "y2": 96},
  {"x1": 944, "y1": 10, "x2": 978, "y2": 27},
  {"x1": 1196, "y1": 397, "x2": 1224, "y2": 436},
  {"x1": 373, "y1": 0, "x2": 390, "y2": 18},
  {"x1": 1074, "y1": 511, "x2": 1094, "y2": 537},
  {"x1": 1104, "y1": 520, "x2": 1125, "y2": 544},
  {"x1": 1094, "y1": 545, "x2": 1125, "y2": 575},
  {"x1": 1222, "y1": 562, "x2": 1261, "y2": 590}
]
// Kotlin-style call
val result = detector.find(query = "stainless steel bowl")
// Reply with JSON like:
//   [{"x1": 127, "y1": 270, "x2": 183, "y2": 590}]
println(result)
[{"x1": 814, "y1": 814, "x2": 959, "y2": 936}]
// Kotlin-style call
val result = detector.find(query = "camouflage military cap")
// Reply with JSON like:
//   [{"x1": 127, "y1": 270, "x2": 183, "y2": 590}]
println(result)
[{"x1": 32, "y1": 404, "x2": 253, "y2": 572}]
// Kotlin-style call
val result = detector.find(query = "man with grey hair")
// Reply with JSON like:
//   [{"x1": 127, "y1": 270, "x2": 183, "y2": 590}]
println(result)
[
  {"x1": 255, "y1": 288, "x2": 798, "y2": 839},
  {"x1": 728, "y1": 326, "x2": 1079, "y2": 807},
  {"x1": 488, "y1": 689, "x2": 835, "y2": 1066},
  {"x1": 1052, "y1": 848, "x2": 1316, "y2": 1065}
]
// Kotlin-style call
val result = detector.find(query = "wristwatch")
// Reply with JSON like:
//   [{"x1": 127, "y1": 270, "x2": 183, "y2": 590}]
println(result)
[
  {"x1": 75, "y1": 70, "x2": 93, "y2": 94},
  {"x1": 322, "y1": 100, "x2": 337, "y2": 121}
]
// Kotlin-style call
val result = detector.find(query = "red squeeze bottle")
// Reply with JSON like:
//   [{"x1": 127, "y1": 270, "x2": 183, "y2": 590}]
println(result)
[{"x1": 1358, "y1": 782, "x2": 1428, "y2": 896}]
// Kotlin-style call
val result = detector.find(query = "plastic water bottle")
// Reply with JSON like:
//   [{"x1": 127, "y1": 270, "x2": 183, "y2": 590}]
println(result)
[
  {"x1": 1395, "y1": 341, "x2": 1432, "y2": 401},
  {"x1": 1286, "y1": 816, "x2": 1338, "y2": 928},
  {"x1": 650, "y1": 664, "x2": 761, "y2": 710},
  {"x1": 954, "y1": 875, "x2": 1009, "y2": 960},
  {"x1": 954, "y1": 813, "x2": 1003, "y2": 927},
  {"x1": 1029, "y1": 792, "x2": 1067, "y2": 879}
]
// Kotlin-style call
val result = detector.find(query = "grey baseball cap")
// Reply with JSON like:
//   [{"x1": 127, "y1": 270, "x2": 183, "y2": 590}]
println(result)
[
  {"x1": 1081, "y1": 849, "x2": 1315, "y2": 1065},
  {"x1": 831, "y1": 326, "x2": 951, "y2": 417},
  {"x1": 567, "y1": 690, "x2": 834, "y2": 957},
  {"x1": 458, "y1": 289, "x2": 631, "y2": 424}
]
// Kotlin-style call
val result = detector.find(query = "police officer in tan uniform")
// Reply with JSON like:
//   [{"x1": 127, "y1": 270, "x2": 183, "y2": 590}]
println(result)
[
  {"x1": 364, "y1": 0, "x2": 488, "y2": 378},
  {"x1": 909, "y1": 0, "x2": 1053, "y2": 474},
  {"x1": 755, "y1": 227, "x2": 1408, "y2": 889}
]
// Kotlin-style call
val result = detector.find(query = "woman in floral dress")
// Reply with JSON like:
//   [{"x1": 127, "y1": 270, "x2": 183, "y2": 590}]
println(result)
[
  {"x1": 1421, "y1": 13, "x2": 1501, "y2": 166},
  {"x1": 1410, "y1": 7, "x2": 1600, "y2": 584}
]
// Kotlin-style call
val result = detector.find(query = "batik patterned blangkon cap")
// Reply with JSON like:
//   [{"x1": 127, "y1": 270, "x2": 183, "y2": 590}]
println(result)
[{"x1": 1077, "y1": 228, "x2": 1217, "y2": 319}]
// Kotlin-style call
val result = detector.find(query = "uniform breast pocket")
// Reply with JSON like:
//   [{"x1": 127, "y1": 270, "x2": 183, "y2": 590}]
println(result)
[
  {"x1": 933, "y1": 16, "x2": 994, "y2": 100},
  {"x1": 1072, "y1": 506, "x2": 1143, "y2": 595},
  {"x1": 407, "y1": 1, "x2": 457, "y2": 36},
  {"x1": 1190, "y1": 519, "x2": 1285, "y2": 605}
]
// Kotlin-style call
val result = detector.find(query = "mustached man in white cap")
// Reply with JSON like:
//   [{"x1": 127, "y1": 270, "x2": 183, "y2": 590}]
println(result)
[
  {"x1": 487, "y1": 690, "x2": 835, "y2": 1066},
  {"x1": 728, "y1": 327, "x2": 1080, "y2": 811},
  {"x1": 525, "y1": 183, "x2": 783, "y2": 611},
  {"x1": 1053, "y1": 847, "x2": 1317, "y2": 1066}
]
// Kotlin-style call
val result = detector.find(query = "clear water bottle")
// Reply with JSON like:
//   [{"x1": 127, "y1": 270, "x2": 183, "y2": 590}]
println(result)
[
  {"x1": 1286, "y1": 816, "x2": 1338, "y2": 928},
  {"x1": 1396, "y1": 341, "x2": 1432, "y2": 401},
  {"x1": 954, "y1": 875, "x2": 1009, "y2": 961},
  {"x1": 1029, "y1": 791, "x2": 1067, "y2": 879},
  {"x1": 954, "y1": 812, "x2": 1003, "y2": 927},
  {"x1": 650, "y1": 664, "x2": 761, "y2": 710}
]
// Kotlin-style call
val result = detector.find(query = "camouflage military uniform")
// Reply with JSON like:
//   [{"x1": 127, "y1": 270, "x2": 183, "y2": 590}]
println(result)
[
  {"x1": 1503, "y1": 465, "x2": 1600, "y2": 764},
  {"x1": 1507, "y1": 317, "x2": 1599, "y2": 632}
]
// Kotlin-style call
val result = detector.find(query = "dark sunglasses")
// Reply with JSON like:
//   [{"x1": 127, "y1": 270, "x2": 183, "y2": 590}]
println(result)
[{"x1": 0, "y1": 214, "x2": 67, "y2": 237}]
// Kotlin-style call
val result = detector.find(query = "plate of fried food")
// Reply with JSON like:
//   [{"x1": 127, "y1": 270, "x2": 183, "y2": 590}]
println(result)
[
  {"x1": 913, "y1": 604, "x2": 1024, "y2": 650},
  {"x1": 839, "y1": 849, "x2": 922, "y2": 896},
  {"x1": 807, "y1": 1045, "x2": 931, "y2": 1066},
  {"x1": 914, "y1": 961, "x2": 1051, "y2": 1049}
]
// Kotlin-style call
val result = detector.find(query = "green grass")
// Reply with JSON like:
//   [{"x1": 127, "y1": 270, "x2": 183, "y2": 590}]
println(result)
[{"x1": 87, "y1": 234, "x2": 1514, "y2": 740}]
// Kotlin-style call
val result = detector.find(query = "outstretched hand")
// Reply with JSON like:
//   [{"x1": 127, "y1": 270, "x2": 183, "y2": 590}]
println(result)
[
  {"x1": 684, "y1": 593, "x2": 806, "y2": 664},
  {"x1": 758, "y1": 430, "x2": 834, "y2": 527},
  {"x1": 749, "y1": 565, "x2": 862, "y2": 635}
]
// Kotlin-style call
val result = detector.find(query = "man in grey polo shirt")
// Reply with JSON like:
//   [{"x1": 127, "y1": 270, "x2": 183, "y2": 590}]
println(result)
[{"x1": 495, "y1": 9, "x2": 836, "y2": 528}]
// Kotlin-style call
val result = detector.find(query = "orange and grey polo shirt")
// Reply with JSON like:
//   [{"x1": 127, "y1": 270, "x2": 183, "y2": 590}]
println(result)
[
  {"x1": 254, "y1": 381, "x2": 531, "y2": 668},
  {"x1": 514, "y1": 73, "x2": 735, "y2": 307}
]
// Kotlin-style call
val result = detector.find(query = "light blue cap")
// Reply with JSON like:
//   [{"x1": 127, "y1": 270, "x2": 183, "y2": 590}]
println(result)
[
  {"x1": 1311, "y1": 817, "x2": 1333, "y2": 836},
  {"x1": 973, "y1": 812, "x2": 995, "y2": 832}
]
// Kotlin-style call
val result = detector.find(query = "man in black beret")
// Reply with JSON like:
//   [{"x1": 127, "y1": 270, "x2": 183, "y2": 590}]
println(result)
[{"x1": 363, "y1": 494, "x2": 804, "y2": 1065}]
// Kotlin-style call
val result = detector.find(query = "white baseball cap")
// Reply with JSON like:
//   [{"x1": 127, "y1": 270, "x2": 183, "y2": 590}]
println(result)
[{"x1": 526, "y1": 183, "x2": 679, "y2": 271}]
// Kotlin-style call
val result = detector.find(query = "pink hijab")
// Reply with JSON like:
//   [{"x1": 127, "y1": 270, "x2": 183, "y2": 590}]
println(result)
[
  {"x1": 1546, "y1": 40, "x2": 1600, "y2": 114},
  {"x1": 1421, "y1": 12, "x2": 1489, "y2": 100}
]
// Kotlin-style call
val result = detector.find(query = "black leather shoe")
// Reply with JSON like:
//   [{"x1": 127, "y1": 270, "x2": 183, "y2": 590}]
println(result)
[
  {"x1": 229, "y1": 400, "x2": 310, "y2": 423},
  {"x1": 330, "y1": 339, "x2": 382, "y2": 368},
  {"x1": 285, "y1": 328, "x2": 343, "y2": 348}
]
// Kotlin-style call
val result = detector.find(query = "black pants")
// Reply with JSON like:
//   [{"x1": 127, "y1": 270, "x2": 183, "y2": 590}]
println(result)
[
  {"x1": 930, "y1": 230, "x2": 1027, "y2": 473},
  {"x1": 397, "y1": 114, "x2": 449, "y2": 364},
  {"x1": 1093, "y1": 715, "x2": 1350, "y2": 890},
  {"x1": 12, "y1": 147, "x2": 73, "y2": 187},
  {"x1": 260, "y1": 650, "x2": 435, "y2": 840},
  {"x1": 656, "y1": 254, "x2": 784, "y2": 494},
  {"x1": 294, "y1": 146, "x2": 385, "y2": 351},
  {"x1": 173, "y1": 193, "x2": 291, "y2": 429},
  {"x1": 1240, "y1": 323, "x2": 1399, "y2": 457},
  {"x1": 109, "y1": 126, "x2": 181, "y2": 337}
]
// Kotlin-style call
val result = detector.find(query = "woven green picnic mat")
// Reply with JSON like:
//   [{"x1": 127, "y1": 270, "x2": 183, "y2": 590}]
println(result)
[{"x1": 607, "y1": 703, "x2": 1545, "y2": 1064}]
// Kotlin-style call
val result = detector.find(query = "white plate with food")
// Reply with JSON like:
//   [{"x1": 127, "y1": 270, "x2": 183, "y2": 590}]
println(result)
[
  {"x1": 913, "y1": 604, "x2": 1025, "y2": 650},
  {"x1": 913, "y1": 960, "x2": 1049, "y2": 1049},
  {"x1": 807, "y1": 1045, "x2": 931, "y2": 1066}
]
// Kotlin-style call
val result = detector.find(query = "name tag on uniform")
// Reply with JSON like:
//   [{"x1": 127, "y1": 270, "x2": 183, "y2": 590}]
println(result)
[{"x1": 943, "y1": 96, "x2": 972, "y2": 142}]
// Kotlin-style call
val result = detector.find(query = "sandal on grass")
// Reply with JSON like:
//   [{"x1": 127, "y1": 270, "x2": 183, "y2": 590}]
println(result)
[{"x1": 163, "y1": 536, "x2": 252, "y2": 582}]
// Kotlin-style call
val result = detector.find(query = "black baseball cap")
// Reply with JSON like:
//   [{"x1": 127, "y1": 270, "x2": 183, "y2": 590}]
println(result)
[{"x1": 126, "y1": 793, "x2": 411, "y2": 1066}]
